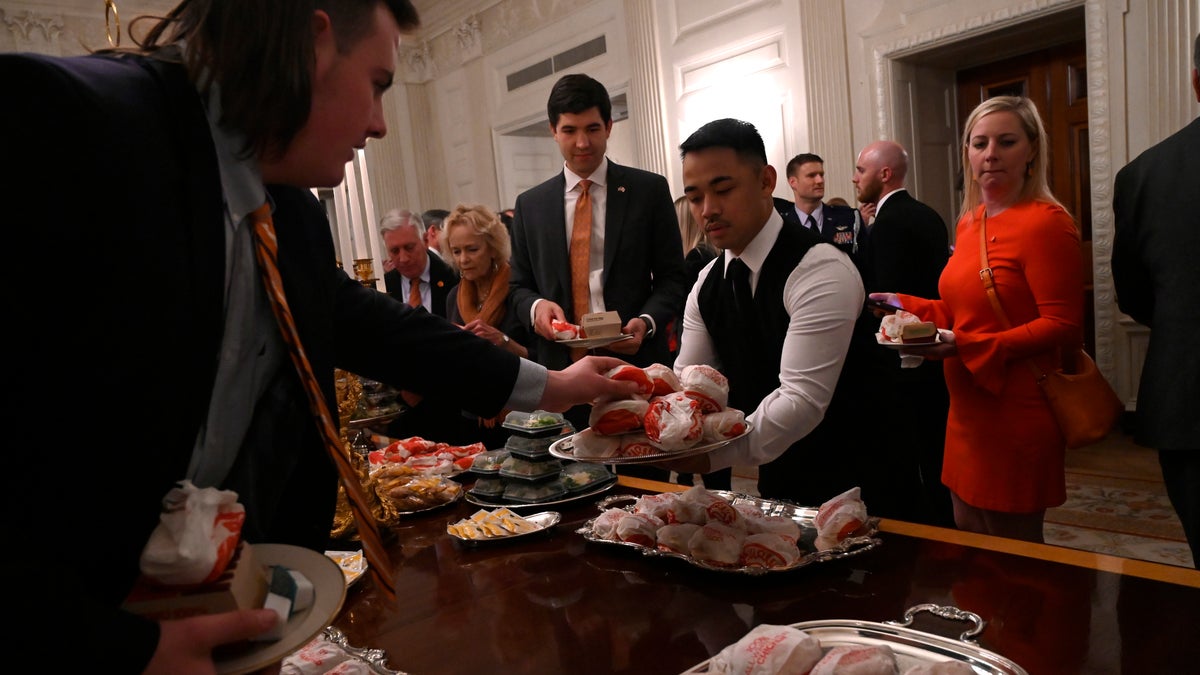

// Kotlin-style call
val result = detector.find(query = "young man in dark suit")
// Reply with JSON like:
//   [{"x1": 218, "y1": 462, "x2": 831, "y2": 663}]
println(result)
[
  {"x1": 1112, "y1": 33, "x2": 1200, "y2": 565},
  {"x1": 2, "y1": 2, "x2": 639, "y2": 670},
  {"x1": 778, "y1": 152, "x2": 866, "y2": 261},
  {"x1": 509, "y1": 74, "x2": 688, "y2": 457},
  {"x1": 852, "y1": 140, "x2": 954, "y2": 526}
]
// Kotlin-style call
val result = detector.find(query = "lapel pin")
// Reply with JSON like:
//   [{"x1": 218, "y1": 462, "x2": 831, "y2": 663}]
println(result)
[
  {"x1": 618, "y1": 186, "x2": 626, "y2": 192},
  {"x1": 437, "y1": 280, "x2": 444, "y2": 288}
]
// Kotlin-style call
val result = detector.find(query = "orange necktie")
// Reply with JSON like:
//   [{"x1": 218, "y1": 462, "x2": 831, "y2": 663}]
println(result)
[
  {"x1": 569, "y1": 179, "x2": 593, "y2": 361},
  {"x1": 250, "y1": 203, "x2": 397, "y2": 604},
  {"x1": 408, "y1": 277, "x2": 422, "y2": 308}
]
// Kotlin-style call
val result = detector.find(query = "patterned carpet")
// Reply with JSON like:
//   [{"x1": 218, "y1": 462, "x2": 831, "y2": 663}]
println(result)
[{"x1": 1045, "y1": 471, "x2": 1194, "y2": 568}]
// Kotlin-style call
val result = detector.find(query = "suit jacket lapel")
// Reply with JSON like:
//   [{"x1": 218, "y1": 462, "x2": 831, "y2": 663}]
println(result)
[
  {"x1": 144, "y1": 58, "x2": 225, "y2": 367},
  {"x1": 550, "y1": 172, "x2": 572, "y2": 299},
  {"x1": 603, "y1": 161, "x2": 627, "y2": 278}
]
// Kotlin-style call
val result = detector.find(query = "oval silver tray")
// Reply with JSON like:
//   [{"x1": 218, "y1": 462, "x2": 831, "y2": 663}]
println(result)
[
  {"x1": 680, "y1": 604, "x2": 1028, "y2": 674},
  {"x1": 447, "y1": 510, "x2": 562, "y2": 546},
  {"x1": 283, "y1": 626, "x2": 407, "y2": 675},
  {"x1": 388, "y1": 483, "x2": 464, "y2": 516},
  {"x1": 577, "y1": 490, "x2": 880, "y2": 575},
  {"x1": 548, "y1": 424, "x2": 752, "y2": 465},
  {"x1": 465, "y1": 476, "x2": 618, "y2": 510}
]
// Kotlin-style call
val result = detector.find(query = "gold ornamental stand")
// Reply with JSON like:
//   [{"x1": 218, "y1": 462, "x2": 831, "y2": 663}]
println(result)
[{"x1": 353, "y1": 258, "x2": 378, "y2": 290}]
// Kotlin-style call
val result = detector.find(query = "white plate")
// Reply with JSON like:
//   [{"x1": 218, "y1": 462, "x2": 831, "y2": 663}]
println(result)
[
  {"x1": 556, "y1": 333, "x2": 635, "y2": 349},
  {"x1": 547, "y1": 425, "x2": 753, "y2": 465},
  {"x1": 447, "y1": 511, "x2": 562, "y2": 546},
  {"x1": 214, "y1": 544, "x2": 347, "y2": 675},
  {"x1": 875, "y1": 331, "x2": 943, "y2": 349},
  {"x1": 324, "y1": 550, "x2": 367, "y2": 587}
]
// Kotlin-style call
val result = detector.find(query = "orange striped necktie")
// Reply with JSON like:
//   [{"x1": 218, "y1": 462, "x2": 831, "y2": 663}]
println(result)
[
  {"x1": 407, "y1": 277, "x2": 421, "y2": 308},
  {"x1": 568, "y1": 179, "x2": 592, "y2": 361},
  {"x1": 249, "y1": 203, "x2": 397, "y2": 604}
]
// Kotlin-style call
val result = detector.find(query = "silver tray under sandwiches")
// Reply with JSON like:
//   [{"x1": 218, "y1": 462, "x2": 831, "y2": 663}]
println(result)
[
  {"x1": 680, "y1": 604, "x2": 1028, "y2": 674},
  {"x1": 548, "y1": 424, "x2": 752, "y2": 465},
  {"x1": 578, "y1": 490, "x2": 881, "y2": 575}
]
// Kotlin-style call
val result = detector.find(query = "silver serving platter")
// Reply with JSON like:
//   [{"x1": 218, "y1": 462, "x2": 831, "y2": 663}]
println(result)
[
  {"x1": 447, "y1": 510, "x2": 562, "y2": 546},
  {"x1": 680, "y1": 604, "x2": 1028, "y2": 674},
  {"x1": 388, "y1": 482, "x2": 464, "y2": 516},
  {"x1": 548, "y1": 424, "x2": 753, "y2": 465},
  {"x1": 464, "y1": 476, "x2": 618, "y2": 510},
  {"x1": 578, "y1": 490, "x2": 881, "y2": 575},
  {"x1": 283, "y1": 626, "x2": 407, "y2": 674}
]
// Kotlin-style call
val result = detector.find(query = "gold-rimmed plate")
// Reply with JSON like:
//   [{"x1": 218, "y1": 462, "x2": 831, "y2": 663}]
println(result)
[
  {"x1": 214, "y1": 544, "x2": 346, "y2": 675},
  {"x1": 556, "y1": 333, "x2": 635, "y2": 349}
]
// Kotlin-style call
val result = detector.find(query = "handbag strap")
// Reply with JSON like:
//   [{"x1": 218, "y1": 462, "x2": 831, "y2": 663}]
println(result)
[{"x1": 978, "y1": 211, "x2": 1049, "y2": 381}]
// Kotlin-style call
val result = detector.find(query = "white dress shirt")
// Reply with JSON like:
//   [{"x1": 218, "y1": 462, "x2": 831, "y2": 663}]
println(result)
[{"x1": 675, "y1": 210, "x2": 864, "y2": 471}]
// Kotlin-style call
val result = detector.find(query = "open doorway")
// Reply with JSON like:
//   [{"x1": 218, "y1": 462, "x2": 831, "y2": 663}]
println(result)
[{"x1": 889, "y1": 6, "x2": 1093, "y2": 353}]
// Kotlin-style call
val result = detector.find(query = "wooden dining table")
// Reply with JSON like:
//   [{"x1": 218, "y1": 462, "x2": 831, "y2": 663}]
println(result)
[{"x1": 328, "y1": 476, "x2": 1200, "y2": 674}]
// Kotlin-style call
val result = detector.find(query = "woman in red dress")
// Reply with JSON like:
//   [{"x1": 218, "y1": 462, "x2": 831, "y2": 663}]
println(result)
[{"x1": 871, "y1": 96, "x2": 1084, "y2": 542}]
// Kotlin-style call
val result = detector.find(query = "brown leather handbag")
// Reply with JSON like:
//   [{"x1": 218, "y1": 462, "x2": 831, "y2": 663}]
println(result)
[{"x1": 978, "y1": 213, "x2": 1122, "y2": 448}]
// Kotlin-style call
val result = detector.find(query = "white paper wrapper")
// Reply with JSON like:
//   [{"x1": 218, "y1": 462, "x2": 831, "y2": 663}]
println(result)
[
  {"x1": 811, "y1": 644, "x2": 898, "y2": 674},
  {"x1": 139, "y1": 480, "x2": 245, "y2": 585},
  {"x1": 814, "y1": 487, "x2": 869, "y2": 552},
  {"x1": 709, "y1": 624, "x2": 823, "y2": 675}
]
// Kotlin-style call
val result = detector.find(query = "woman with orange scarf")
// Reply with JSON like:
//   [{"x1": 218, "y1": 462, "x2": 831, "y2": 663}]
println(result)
[{"x1": 442, "y1": 204, "x2": 535, "y2": 446}]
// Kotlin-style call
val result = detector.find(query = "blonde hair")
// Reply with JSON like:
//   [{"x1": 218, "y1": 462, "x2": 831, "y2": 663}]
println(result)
[
  {"x1": 675, "y1": 195, "x2": 707, "y2": 253},
  {"x1": 958, "y1": 96, "x2": 1066, "y2": 221},
  {"x1": 439, "y1": 204, "x2": 512, "y2": 273}
]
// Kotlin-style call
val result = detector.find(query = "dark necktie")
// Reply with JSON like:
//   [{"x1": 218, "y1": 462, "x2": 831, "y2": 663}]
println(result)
[
  {"x1": 250, "y1": 203, "x2": 397, "y2": 604},
  {"x1": 806, "y1": 214, "x2": 818, "y2": 232},
  {"x1": 727, "y1": 257, "x2": 753, "y2": 314}
]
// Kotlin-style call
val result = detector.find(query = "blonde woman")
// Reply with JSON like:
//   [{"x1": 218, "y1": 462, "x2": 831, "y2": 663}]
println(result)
[
  {"x1": 871, "y1": 96, "x2": 1084, "y2": 542},
  {"x1": 442, "y1": 204, "x2": 535, "y2": 446}
]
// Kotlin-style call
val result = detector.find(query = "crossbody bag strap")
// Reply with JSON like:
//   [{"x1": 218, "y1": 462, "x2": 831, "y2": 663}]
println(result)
[{"x1": 978, "y1": 211, "x2": 1048, "y2": 381}]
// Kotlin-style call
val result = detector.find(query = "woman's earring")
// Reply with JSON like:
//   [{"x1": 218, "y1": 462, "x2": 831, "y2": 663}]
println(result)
[
  {"x1": 1027, "y1": 162, "x2": 1034, "y2": 177},
  {"x1": 493, "y1": 261, "x2": 499, "y2": 272}
]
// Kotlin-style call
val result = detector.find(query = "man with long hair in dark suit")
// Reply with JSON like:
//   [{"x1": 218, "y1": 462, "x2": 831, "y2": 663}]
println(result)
[{"x1": 2, "y1": 2, "x2": 639, "y2": 670}]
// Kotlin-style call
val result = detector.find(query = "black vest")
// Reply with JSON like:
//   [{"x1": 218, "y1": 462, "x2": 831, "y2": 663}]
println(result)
[
  {"x1": 698, "y1": 221, "x2": 822, "y2": 414},
  {"x1": 697, "y1": 221, "x2": 867, "y2": 502}
]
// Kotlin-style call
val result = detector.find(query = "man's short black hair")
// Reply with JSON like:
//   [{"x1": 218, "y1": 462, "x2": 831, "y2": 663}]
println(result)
[
  {"x1": 679, "y1": 118, "x2": 767, "y2": 168},
  {"x1": 546, "y1": 73, "x2": 612, "y2": 128}
]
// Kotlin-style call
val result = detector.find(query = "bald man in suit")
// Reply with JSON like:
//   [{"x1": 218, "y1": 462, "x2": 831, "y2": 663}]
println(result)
[{"x1": 852, "y1": 140, "x2": 953, "y2": 526}]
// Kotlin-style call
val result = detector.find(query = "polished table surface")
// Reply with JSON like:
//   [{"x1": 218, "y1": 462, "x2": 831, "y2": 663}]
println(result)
[{"x1": 330, "y1": 477, "x2": 1200, "y2": 674}]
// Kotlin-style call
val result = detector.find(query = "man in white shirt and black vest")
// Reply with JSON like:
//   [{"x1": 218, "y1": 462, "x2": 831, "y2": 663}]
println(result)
[{"x1": 659, "y1": 118, "x2": 867, "y2": 505}]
